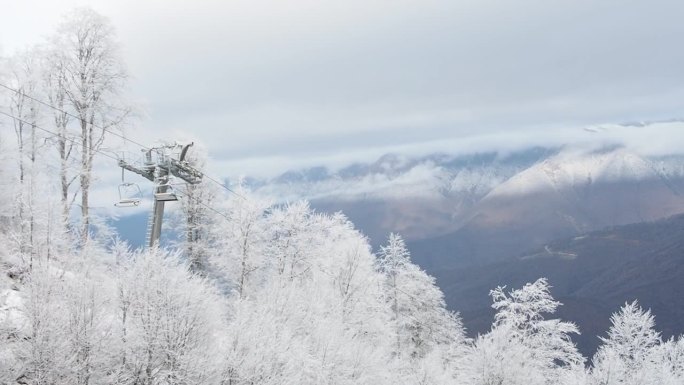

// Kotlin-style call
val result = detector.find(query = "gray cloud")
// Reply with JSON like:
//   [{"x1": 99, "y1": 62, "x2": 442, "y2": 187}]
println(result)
[{"x1": 3, "y1": 0, "x2": 684, "y2": 179}]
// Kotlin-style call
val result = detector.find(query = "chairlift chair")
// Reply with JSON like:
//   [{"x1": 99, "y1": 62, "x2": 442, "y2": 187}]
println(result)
[
  {"x1": 115, "y1": 167, "x2": 143, "y2": 207},
  {"x1": 152, "y1": 179, "x2": 178, "y2": 201},
  {"x1": 154, "y1": 191, "x2": 178, "y2": 202},
  {"x1": 115, "y1": 182, "x2": 143, "y2": 207}
]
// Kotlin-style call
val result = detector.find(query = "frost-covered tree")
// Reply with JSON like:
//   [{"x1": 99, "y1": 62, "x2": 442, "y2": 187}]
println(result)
[
  {"x1": 116, "y1": 249, "x2": 225, "y2": 384},
  {"x1": 220, "y1": 201, "x2": 398, "y2": 384},
  {"x1": 172, "y1": 144, "x2": 217, "y2": 272},
  {"x1": 62, "y1": 269, "x2": 115, "y2": 384},
  {"x1": 42, "y1": 40, "x2": 76, "y2": 229},
  {"x1": 10, "y1": 266, "x2": 68, "y2": 384},
  {"x1": 264, "y1": 201, "x2": 314, "y2": 283},
  {"x1": 0, "y1": 48, "x2": 71, "y2": 272},
  {"x1": 648, "y1": 337, "x2": 684, "y2": 385},
  {"x1": 48, "y1": 7, "x2": 130, "y2": 244},
  {"x1": 5, "y1": 49, "x2": 44, "y2": 266},
  {"x1": 590, "y1": 301, "x2": 661, "y2": 385},
  {"x1": 114, "y1": 247, "x2": 227, "y2": 385},
  {"x1": 465, "y1": 278, "x2": 584, "y2": 385},
  {"x1": 207, "y1": 190, "x2": 271, "y2": 298},
  {"x1": 377, "y1": 233, "x2": 467, "y2": 384},
  {"x1": 3, "y1": 258, "x2": 116, "y2": 385},
  {"x1": 222, "y1": 296, "x2": 318, "y2": 385}
]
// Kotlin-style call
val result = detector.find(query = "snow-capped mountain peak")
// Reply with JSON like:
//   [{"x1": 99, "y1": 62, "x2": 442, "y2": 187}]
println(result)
[{"x1": 484, "y1": 147, "x2": 666, "y2": 200}]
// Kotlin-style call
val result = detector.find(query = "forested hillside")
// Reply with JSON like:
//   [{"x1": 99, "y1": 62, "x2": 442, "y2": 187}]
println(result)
[
  {"x1": 1, "y1": 191, "x2": 683, "y2": 384},
  {"x1": 0, "y1": 107, "x2": 682, "y2": 383}
]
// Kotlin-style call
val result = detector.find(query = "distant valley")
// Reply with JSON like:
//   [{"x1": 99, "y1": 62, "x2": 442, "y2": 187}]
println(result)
[{"x1": 436, "y1": 214, "x2": 684, "y2": 356}]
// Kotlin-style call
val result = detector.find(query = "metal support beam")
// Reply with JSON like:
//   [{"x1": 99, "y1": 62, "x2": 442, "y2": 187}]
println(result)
[
  {"x1": 148, "y1": 184, "x2": 167, "y2": 248},
  {"x1": 118, "y1": 159, "x2": 154, "y2": 182},
  {"x1": 117, "y1": 143, "x2": 203, "y2": 249}
]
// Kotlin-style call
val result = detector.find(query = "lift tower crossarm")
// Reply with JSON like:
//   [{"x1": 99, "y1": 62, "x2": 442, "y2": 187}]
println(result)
[
  {"x1": 116, "y1": 143, "x2": 203, "y2": 249},
  {"x1": 117, "y1": 159, "x2": 154, "y2": 182},
  {"x1": 117, "y1": 152, "x2": 202, "y2": 186},
  {"x1": 169, "y1": 158, "x2": 203, "y2": 184},
  {"x1": 117, "y1": 159, "x2": 202, "y2": 185}
]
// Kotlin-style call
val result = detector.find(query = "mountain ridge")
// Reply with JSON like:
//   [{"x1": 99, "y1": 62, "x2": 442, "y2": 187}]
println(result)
[{"x1": 246, "y1": 143, "x2": 684, "y2": 250}]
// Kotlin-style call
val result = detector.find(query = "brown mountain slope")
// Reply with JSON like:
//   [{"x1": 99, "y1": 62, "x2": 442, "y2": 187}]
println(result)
[{"x1": 431, "y1": 214, "x2": 684, "y2": 357}]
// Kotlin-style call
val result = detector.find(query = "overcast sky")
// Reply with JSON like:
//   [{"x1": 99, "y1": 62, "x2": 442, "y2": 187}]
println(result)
[{"x1": 2, "y1": 0, "x2": 684, "y2": 178}]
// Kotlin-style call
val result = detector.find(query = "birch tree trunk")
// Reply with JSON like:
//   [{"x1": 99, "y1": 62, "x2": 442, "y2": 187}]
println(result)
[{"x1": 49, "y1": 7, "x2": 129, "y2": 245}]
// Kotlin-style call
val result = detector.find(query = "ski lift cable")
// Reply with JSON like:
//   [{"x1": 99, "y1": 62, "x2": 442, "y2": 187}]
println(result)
[
  {"x1": 196, "y1": 199, "x2": 233, "y2": 221},
  {"x1": 173, "y1": 185, "x2": 233, "y2": 221},
  {"x1": 202, "y1": 174, "x2": 246, "y2": 200},
  {"x1": 0, "y1": 109, "x2": 120, "y2": 162},
  {"x1": 2, "y1": 108, "x2": 142, "y2": 209},
  {"x1": 0, "y1": 84, "x2": 245, "y2": 200},
  {"x1": 1, "y1": 106, "x2": 245, "y2": 204},
  {"x1": 0, "y1": 82, "x2": 151, "y2": 151}
]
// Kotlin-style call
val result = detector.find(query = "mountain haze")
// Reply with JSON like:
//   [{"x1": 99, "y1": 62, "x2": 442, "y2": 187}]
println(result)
[
  {"x1": 410, "y1": 147, "x2": 684, "y2": 268},
  {"x1": 436, "y1": 214, "x2": 684, "y2": 356},
  {"x1": 250, "y1": 148, "x2": 556, "y2": 245},
  {"x1": 248, "y1": 142, "x2": 684, "y2": 265}
]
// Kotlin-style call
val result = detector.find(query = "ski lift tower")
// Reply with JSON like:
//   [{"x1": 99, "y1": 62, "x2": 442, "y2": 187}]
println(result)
[{"x1": 118, "y1": 143, "x2": 203, "y2": 248}]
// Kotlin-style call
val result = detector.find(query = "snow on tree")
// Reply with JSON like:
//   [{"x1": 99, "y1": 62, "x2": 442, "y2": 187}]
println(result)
[
  {"x1": 264, "y1": 200, "x2": 315, "y2": 283},
  {"x1": 113, "y1": 246, "x2": 227, "y2": 384},
  {"x1": 205, "y1": 188, "x2": 271, "y2": 298},
  {"x1": 0, "y1": 244, "x2": 227, "y2": 384},
  {"x1": 48, "y1": 7, "x2": 130, "y2": 244},
  {"x1": 295, "y1": 210, "x2": 395, "y2": 384},
  {"x1": 219, "y1": 200, "x2": 398, "y2": 384},
  {"x1": 5, "y1": 50, "x2": 43, "y2": 262},
  {"x1": 377, "y1": 233, "x2": 468, "y2": 384},
  {"x1": 648, "y1": 337, "x2": 684, "y2": 385},
  {"x1": 0, "y1": 48, "x2": 73, "y2": 274},
  {"x1": 41, "y1": 38, "x2": 77, "y2": 229},
  {"x1": 1, "y1": 257, "x2": 117, "y2": 385},
  {"x1": 222, "y1": 295, "x2": 318, "y2": 385},
  {"x1": 8, "y1": 266, "x2": 68, "y2": 384},
  {"x1": 2, "y1": 187, "x2": 684, "y2": 385},
  {"x1": 169, "y1": 144, "x2": 217, "y2": 272},
  {"x1": 590, "y1": 301, "x2": 663, "y2": 385},
  {"x1": 464, "y1": 278, "x2": 584, "y2": 385}
]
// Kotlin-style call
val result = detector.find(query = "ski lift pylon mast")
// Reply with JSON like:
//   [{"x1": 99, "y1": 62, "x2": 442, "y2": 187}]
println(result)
[{"x1": 116, "y1": 142, "x2": 202, "y2": 248}]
